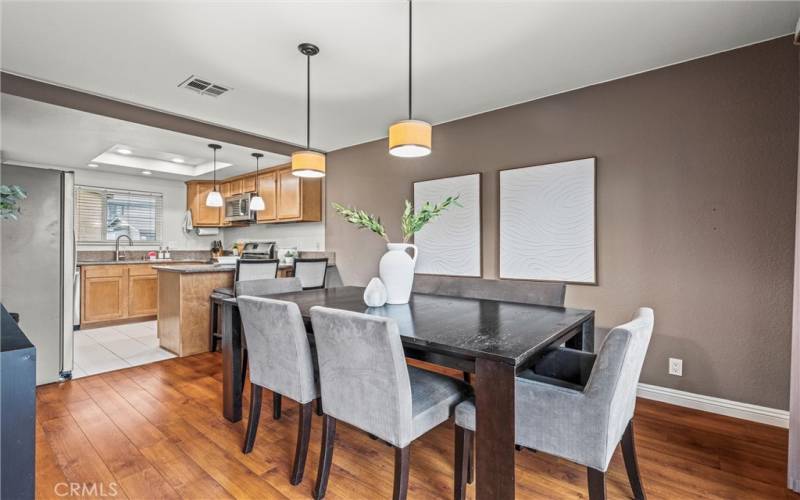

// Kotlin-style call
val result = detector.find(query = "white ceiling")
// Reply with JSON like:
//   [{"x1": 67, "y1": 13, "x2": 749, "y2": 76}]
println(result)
[
  {"x1": 1, "y1": 1, "x2": 798, "y2": 152},
  {"x1": 0, "y1": 94, "x2": 288, "y2": 180}
]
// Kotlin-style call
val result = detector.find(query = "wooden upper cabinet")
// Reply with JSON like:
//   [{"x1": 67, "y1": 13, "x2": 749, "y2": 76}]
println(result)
[
  {"x1": 229, "y1": 179, "x2": 243, "y2": 196},
  {"x1": 256, "y1": 171, "x2": 277, "y2": 222},
  {"x1": 275, "y1": 167, "x2": 321, "y2": 222},
  {"x1": 242, "y1": 175, "x2": 256, "y2": 193},
  {"x1": 277, "y1": 169, "x2": 302, "y2": 220},
  {"x1": 185, "y1": 165, "x2": 320, "y2": 226},
  {"x1": 187, "y1": 181, "x2": 221, "y2": 226}
]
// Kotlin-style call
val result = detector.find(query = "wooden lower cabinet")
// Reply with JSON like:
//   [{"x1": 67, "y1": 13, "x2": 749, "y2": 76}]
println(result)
[{"x1": 81, "y1": 263, "x2": 159, "y2": 328}]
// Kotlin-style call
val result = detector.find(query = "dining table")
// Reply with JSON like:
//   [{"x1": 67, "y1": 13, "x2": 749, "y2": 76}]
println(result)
[{"x1": 217, "y1": 286, "x2": 594, "y2": 500}]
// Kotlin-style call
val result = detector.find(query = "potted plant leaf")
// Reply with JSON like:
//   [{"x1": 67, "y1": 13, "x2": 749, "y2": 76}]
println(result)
[{"x1": 0, "y1": 185, "x2": 27, "y2": 221}]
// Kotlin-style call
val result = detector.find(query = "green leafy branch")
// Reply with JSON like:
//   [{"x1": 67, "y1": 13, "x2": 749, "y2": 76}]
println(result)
[
  {"x1": 331, "y1": 202, "x2": 390, "y2": 242},
  {"x1": 0, "y1": 185, "x2": 27, "y2": 221},
  {"x1": 401, "y1": 195, "x2": 461, "y2": 242},
  {"x1": 332, "y1": 194, "x2": 461, "y2": 243}
]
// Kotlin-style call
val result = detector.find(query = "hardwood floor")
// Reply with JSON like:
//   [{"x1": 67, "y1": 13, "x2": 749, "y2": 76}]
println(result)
[{"x1": 35, "y1": 352, "x2": 798, "y2": 499}]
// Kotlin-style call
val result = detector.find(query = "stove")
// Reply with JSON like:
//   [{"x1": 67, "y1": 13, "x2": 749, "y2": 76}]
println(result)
[{"x1": 240, "y1": 241, "x2": 276, "y2": 260}]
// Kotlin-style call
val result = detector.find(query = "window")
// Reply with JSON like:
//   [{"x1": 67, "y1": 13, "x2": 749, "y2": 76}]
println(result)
[{"x1": 75, "y1": 186, "x2": 163, "y2": 244}]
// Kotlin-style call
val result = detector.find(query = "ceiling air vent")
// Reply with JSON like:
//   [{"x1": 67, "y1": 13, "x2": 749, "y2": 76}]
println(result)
[{"x1": 178, "y1": 75, "x2": 232, "y2": 97}]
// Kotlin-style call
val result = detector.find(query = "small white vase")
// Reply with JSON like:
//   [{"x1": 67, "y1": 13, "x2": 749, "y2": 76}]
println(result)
[
  {"x1": 363, "y1": 277, "x2": 388, "y2": 307},
  {"x1": 378, "y1": 243, "x2": 418, "y2": 305}
]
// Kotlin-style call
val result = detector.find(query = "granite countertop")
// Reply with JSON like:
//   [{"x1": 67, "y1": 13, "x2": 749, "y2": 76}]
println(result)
[
  {"x1": 78, "y1": 259, "x2": 208, "y2": 266},
  {"x1": 153, "y1": 262, "x2": 336, "y2": 274},
  {"x1": 153, "y1": 264, "x2": 236, "y2": 274}
]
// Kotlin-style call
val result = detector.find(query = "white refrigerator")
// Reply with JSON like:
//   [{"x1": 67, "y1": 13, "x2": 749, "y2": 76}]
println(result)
[{"x1": 0, "y1": 165, "x2": 75, "y2": 384}]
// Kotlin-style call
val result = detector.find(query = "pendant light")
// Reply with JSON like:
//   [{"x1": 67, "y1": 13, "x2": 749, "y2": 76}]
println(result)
[
  {"x1": 205, "y1": 143, "x2": 223, "y2": 207},
  {"x1": 250, "y1": 153, "x2": 266, "y2": 211},
  {"x1": 291, "y1": 43, "x2": 326, "y2": 178},
  {"x1": 389, "y1": 0, "x2": 431, "y2": 158}
]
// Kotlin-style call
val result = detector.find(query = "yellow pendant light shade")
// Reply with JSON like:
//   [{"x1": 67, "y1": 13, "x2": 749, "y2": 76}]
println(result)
[
  {"x1": 389, "y1": 119, "x2": 431, "y2": 157},
  {"x1": 291, "y1": 150, "x2": 326, "y2": 178}
]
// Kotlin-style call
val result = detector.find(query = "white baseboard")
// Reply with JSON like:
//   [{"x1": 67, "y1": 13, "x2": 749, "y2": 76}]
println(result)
[{"x1": 637, "y1": 383, "x2": 790, "y2": 429}]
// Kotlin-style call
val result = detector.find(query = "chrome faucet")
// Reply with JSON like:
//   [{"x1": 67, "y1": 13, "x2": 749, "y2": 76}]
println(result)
[{"x1": 115, "y1": 234, "x2": 133, "y2": 261}]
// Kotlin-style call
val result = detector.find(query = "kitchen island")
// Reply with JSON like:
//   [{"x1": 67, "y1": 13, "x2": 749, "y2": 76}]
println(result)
[{"x1": 154, "y1": 264, "x2": 235, "y2": 357}]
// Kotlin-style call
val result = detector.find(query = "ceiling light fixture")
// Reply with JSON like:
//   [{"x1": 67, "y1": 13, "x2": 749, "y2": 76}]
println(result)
[
  {"x1": 141, "y1": 170, "x2": 152, "y2": 176},
  {"x1": 87, "y1": 163, "x2": 99, "y2": 168},
  {"x1": 250, "y1": 153, "x2": 266, "y2": 211},
  {"x1": 117, "y1": 148, "x2": 133, "y2": 155},
  {"x1": 171, "y1": 158, "x2": 185, "y2": 163},
  {"x1": 205, "y1": 144, "x2": 223, "y2": 207},
  {"x1": 389, "y1": 0, "x2": 431, "y2": 158},
  {"x1": 291, "y1": 43, "x2": 326, "y2": 178}
]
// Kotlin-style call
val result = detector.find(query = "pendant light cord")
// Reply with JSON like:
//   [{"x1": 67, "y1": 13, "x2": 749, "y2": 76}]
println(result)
[
  {"x1": 212, "y1": 148, "x2": 216, "y2": 188},
  {"x1": 306, "y1": 53, "x2": 311, "y2": 151},
  {"x1": 408, "y1": 0, "x2": 413, "y2": 120}
]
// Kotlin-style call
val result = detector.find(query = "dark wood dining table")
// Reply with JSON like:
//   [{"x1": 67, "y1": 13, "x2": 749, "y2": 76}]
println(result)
[{"x1": 218, "y1": 286, "x2": 594, "y2": 500}]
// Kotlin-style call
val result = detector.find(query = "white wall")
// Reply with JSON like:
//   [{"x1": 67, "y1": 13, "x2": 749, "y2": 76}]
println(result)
[
  {"x1": 222, "y1": 222, "x2": 325, "y2": 252},
  {"x1": 73, "y1": 169, "x2": 217, "y2": 251}
]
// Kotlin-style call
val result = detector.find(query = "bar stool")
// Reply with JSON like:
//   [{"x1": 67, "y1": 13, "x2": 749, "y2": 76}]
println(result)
[
  {"x1": 209, "y1": 259, "x2": 279, "y2": 352},
  {"x1": 292, "y1": 258, "x2": 328, "y2": 290}
]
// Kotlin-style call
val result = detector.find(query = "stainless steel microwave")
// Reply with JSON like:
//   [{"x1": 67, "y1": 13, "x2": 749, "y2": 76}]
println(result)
[{"x1": 224, "y1": 193, "x2": 256, "y2": 222}]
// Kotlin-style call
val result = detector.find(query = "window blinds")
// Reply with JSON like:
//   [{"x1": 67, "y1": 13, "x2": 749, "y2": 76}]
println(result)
[{"x1": 75, "y1": 185, "x2": 163, "y2": 243}]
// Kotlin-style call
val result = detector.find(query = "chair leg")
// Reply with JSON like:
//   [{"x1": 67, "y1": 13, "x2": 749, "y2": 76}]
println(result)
[
  {"x1": 273, "y1": 392, "x2": 282, "y2": 420},
  {"x1": 314, "y1": 415, "x2": 337, "y2": 500},
  {"x1": 393, "y1": 445, "x2": 411, "y2": 500},
  {"x1": 454, "y1": 426, "x2": 472, "y2": 500},
  {"x1": 240, "y1": 348, "x2": 248, "y2": 390},
  {"x1": 621, "y1": 420, "x2": 646, "y2": 499},
  {"x1": 315, "y1": 398, "x2": 323, "y2": 416},
  {"x1": 209, "y1": 299, "x2": 219, "y2": 352},
  {"x1": 462, "y1": 372, "x2": 471, "y2": 384},
  {"x1": 242, "y1": 384, "x2": 262, "y2": 453},
  {"x1": 587, "y1": 467, "x2": 606, "y2": 500},
  {"x1": 290, "y1": 401, "x2": 314, "y2": 485},
  {"x1": 467, "y1": 432, "x2": 474, "y2": 485}
]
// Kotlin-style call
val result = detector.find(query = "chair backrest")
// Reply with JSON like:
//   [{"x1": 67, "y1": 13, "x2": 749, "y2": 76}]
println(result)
[
  {"x1": 584, "y1": 307, "x2": 654, "y2": 459},
  {"x1": 237, "y1": 297, "x2": 317, "y2": 404},
  {"x1": 293, "y1": 258, "x2": 328, "y2": 290},
  {"x1": 310, "y1": 306, "x2": 413, "y2": 447},
  {"x1": 235, "y1": 277, "x2": 302, "y2": 297},
  {"x1": 412, "y1": 275, "x2": 565, "y2": 307},
  {"x1": 235, "y1": 259, "x2": 279, "y2": 282},
  {"x1": 324, "y1": 265, "x2": 344, "y2": 288}
]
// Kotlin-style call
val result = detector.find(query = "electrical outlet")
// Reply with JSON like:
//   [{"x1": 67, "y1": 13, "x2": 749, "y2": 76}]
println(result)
[{"x1": 668, "y1": 358, "x2": 683, "y2": 376}]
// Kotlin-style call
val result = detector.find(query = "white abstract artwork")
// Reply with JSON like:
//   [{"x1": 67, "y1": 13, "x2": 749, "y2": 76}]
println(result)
[
  {"x1": 499, "y1": 158, "x2": 596, "y2": 284},
  {"x1": 413, "y1": 173, "x2": 481, "y2": 277}
]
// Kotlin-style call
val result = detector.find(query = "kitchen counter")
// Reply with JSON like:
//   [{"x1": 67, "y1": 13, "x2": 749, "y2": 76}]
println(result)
[
  {"x1": 78, "y1": 259, "x2": 207, "y2": 266},
  {"x1": 152, "y1": 263, "x2": 235, "y2": 274}
]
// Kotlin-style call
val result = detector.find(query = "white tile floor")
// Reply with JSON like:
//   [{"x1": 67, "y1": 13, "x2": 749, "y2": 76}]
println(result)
[{"x1": 72, "y1": 320, "x2": 176, "y2": 378}]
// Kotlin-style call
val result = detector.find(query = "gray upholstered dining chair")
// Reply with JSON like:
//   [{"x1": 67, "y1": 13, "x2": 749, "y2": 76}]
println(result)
[
  {"x1": 237, "y1": 296, "x2": 319, "y2": 486},
  {"x1": 453, "y1": 307, "x2": 654, "y2": 500},
  {"x1": 310, "y1": 306, "x2": 471, "y2": 500},
  {"x1": 293, "y1": 258, "x2": 328, "y2": 290},
  {"x1": 209, "y1": 259, "x2": 281, "y2": 352},
  {"x1": 236, "y1": 278, "x2": 303, "y2": 419}
]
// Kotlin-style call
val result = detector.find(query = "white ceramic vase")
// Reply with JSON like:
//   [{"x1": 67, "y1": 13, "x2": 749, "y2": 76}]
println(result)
[
  {"x1": 378, "y1": 243, "x2": 418, "y2": 305},
  {"x1": 363, "y1": 277, "x2": 388, "y2": 307}
]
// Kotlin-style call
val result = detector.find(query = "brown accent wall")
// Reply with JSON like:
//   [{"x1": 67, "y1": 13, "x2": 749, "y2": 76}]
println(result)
[{"x1": 326, "y1": 36, "x2": 799, "y2": 409}]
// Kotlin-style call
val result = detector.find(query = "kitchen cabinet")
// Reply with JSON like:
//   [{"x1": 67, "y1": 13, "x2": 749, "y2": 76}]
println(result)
[
  {"x1": 256, "y1": 171, "x2": 277, "y2": 222},
  {"x1": 186, "y1": 181, "x2": 222, "y2": 226},
  {"x1": 276, "y1": 167, "x2": 322, "y2": 222},
  {"x1": 184, "y1": 164, "x2": 321, "y2": 227},
  {"x1": 82, "y1": 265, "x2": 127, "y2": 324},
  {"x1": 128, "y1": 265, "x2": 158, "y2": 317},
  {"x1": 229, "y1": 178, "x2": 244, "y2": 195},
  {"x1": 81, "y1": 263, "x2": 160, "y2": 328},
  {"x1": 242, "y1": 175, "x2": 256, "y2": 193}
]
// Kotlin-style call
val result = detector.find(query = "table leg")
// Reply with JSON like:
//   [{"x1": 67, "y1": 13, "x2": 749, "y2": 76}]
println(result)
[
  {"x1": 222, "y1": 301, "x2": 243, "y2": 422},
  {"x1": 475, "y1": 358, "x2": 516, "y2": 500},
  {"x1": 566, "y1": 316, "x2": 595, "y2": 352}
]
